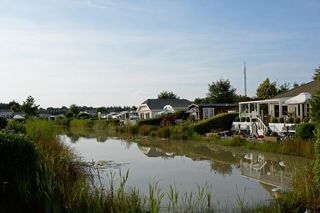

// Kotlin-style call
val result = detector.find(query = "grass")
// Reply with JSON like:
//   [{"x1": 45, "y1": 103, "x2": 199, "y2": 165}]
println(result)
[{"x1": 5, "y1": 118, "x2": 319, "y2": 212}]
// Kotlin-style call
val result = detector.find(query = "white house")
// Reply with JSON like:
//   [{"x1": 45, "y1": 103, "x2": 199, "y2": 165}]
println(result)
[
  {"x1": 234, "y1": 80, "x2": 319, "y2": 136},
  {"x1": 137, "y1": 99, "x2": 192, "y2": 119}
]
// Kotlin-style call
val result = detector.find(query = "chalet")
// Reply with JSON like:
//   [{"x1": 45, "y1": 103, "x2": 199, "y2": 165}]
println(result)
[
  {"x1": 137, "y1": 99, "x2": 192, "y2": 119},
  {"x1": 234, "y1": 80, "x2": 320, "y2": 135},
  {"x1": 187, "y1": 103, "x2": 238, "y2": 120}
]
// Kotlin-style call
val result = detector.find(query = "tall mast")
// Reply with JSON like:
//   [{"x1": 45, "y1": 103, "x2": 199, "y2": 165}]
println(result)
[{"x1": 244, "y1": 61, "x2": 247, "y2": 97}]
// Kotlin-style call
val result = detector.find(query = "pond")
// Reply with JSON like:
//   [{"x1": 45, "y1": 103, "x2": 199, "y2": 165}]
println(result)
[{"x1": 60, "y1": 129, "x2": 310, "y2": 210}]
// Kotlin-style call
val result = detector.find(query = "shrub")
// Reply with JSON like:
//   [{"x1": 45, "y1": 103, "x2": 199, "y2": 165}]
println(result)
[
  {"x1": 271, "y1": 117, "x2": 278, "y2": 123},
  {"x1": 303, "y1": 117, "x2": 310, "y2": 123},
  {"x1": 234, "y1": 116, "x2": 240, "y2": 122},
  {"x1": 295, "y1": 117, "x2": 301, "y2": 124},
  {"x1": 0, "y1": 132, "x2": 38, "y2": 182},
  {"x1": 295, "y1": 123, "x2": 316, "y2": 140},
  {"x1": 193, "y1": 113, "x2": 238, "y2": 135},
  {"x1": 0, "y1": 117, "x2": 7, "y2": 129},
  {"x1": 315, "y1": 126, "x2": 320, "y2": 183},
  {"x1": 240, "y1": 117, "x2": 246, "y2": 122},
  {"x1": 6, "y1": 120, "x2": 26, "y2": 133},
  {"x1": 246, "y1": 117, "x2": 250, "y2": 122},
  {"x1": 287, "y1": 117, "x2": 294, "y2": 123},
  {"x1": 65, "y1": 111, "x2": 74, "y2": 118},
  {"x1": 279, "y1": 117, "x2": 285, "y2": 123},
  {"x1": 170, "y1": 123, "x2": 196, "y2": 140}
]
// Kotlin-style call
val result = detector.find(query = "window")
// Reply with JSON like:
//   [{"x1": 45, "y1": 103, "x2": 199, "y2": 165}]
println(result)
[
  {"x1": 145, "y1": 113, "x2": 150, "y2": 119},
  {"x1": 203, "y1": 108, "x2": 215, "y2": 119}
]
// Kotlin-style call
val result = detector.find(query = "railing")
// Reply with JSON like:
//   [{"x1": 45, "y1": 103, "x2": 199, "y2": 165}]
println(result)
[{"x1": 256, "y1": 117, "x2": 269, "y2": 135}]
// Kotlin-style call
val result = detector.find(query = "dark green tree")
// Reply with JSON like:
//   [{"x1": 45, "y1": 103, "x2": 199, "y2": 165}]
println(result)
[
  {"x1": 313, "y1": 65, "x2": 320, "y2": 81},
  {"x1": 256, "y1": 78, "x2": 278, "y2": 99},
  {"x1": 277, "y1": 82, "x2": 291, "y2": 95},
  {"x1": 206, "y1": 79, "x2": 237, "y2": 103},
  {"x1": 69, "y1": 104, "x2": 80, "y2": 116},
  {"x1": 157, "y1": 91, "x2": 179, "y2": 99},
  {"x1": 8, "y1": 100, "x2": 20, "y2": 112},
  {"x1": 21, "y1": 96, "x2": 39, "y2": 116},
  {"x1": 293, "y1": 81, "x2": 300, "y2": 88}
]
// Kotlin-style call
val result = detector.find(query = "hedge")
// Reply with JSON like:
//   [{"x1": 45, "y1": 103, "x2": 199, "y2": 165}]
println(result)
[
  {"x1": 193, "y1": 112, "x2": 238, "y2": 135},
  {"x1": 137, "y1": 118, "x2": 161, "y2": 126},
  {"x1": 0, "y1": 132, "x2": 38, "y2": 182}
]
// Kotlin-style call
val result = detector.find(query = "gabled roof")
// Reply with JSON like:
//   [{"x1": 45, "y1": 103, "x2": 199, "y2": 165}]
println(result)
[
  {"x1": 273, "y1": 80, "x2": 320, "y2": 98},
  {"x1": 141, "y1": 99, "x2": 192, "y2": 110}
]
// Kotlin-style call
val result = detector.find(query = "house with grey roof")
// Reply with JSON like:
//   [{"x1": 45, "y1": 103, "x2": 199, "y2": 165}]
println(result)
[
  {"x1": 137, "y1": 99, "x2": 192, "y2": 119},
  {"x1": 0, "y1": 109, "x2": 13, "y2": 119}
]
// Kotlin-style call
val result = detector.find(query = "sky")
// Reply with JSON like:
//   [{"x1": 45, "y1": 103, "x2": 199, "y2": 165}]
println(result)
[{"x1": 0, "y1": 0, "x2": 319, "y2": 108}]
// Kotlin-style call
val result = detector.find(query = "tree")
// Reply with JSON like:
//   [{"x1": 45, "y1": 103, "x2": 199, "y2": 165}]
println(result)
[
  {"x1": 277, "y1": 82, "x2": 291, "y2": 95},
  {"x1": 256, "y1": 78, "x2": 278, "y2": 100},
  {"x1": 69, "y1": 104, "x2": 80, "y2": 116},
  {"x1": 206, "y1": 79, "x2": 237, "y2": 103},
  {"x1": 193, "y1": 97, "x2": 209, "y2": 104},
  {"x1": 293, "y1": 81, "x2": 300, "y2": 88},
  {"x1": 313, "y1": 65, "x2": 320, "y2": 81},
  {"x1": 311, "y1": 67, "x2": 320, "y2": 122},
  {"x1": 8, "y1": 100, "x2": 20, "y2": 112},
  {"x1": 157, "y1": 91, "x2": 179, "y2": 99},
  {"x1": 21, "y1": 96, "x2": 39, "y2": 116}
]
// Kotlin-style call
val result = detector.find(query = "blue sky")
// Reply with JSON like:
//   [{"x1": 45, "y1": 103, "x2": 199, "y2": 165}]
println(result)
[{"x1": 0, "y1": 0, "x2": 319, "y2": 107}]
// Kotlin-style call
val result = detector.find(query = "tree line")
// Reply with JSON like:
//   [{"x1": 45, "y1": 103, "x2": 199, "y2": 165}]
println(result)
[{"x1": 158, "y1": 65, "x2": 320, "y2": 104}]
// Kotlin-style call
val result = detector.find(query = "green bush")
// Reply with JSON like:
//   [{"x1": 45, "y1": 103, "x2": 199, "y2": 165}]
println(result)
[
  {"x1": 193, "y1": 113, "x2": 238, "y2": 135},
  {"x1": 287, "y1": 117, "x2": 294, "y2": 123},
  {"x1": 295, "y1": 117, "x2": 301, "y2": 124},
  {"x1": 303, "y1": 117, "x2": 310, "y2": 123},
  {"x1": 138, "y1": 118, "x2": 161, "y2": 126},
  {"x1": 170, "y1": 123, "x2": 196, "y2": 140},
  {"x1": 0, "y1": 132, "x2": 38, "y2": 182},
  {"x1": 240, "y1": 117, "x2": 246, "y2": 122},
  {"x1": 295, "y1": 123, "x2": 316, "y2": 140},
  {"x1": 246, "y1": 117, "x2": 250, "y2": 122},
  {"x1": 279, "y1": 117, "x2": 285, "y2": 123},
  {"x1": 271, "y1": 117, "x2": 278, "y2": 123},
  {"x1": 65, "y1": 111, "x2": 74, "y2": 118}
]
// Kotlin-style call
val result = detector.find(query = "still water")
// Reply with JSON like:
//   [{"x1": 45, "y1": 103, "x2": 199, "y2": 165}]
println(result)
[{"x1": 60, "y1": 130, "x2": 310, "y2": 209}]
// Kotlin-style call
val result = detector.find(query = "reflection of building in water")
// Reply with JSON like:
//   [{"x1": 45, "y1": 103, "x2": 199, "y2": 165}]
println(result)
[
  {"x1": 139, "y1": 146, "x2": 174, "y2": 158},
  {"x1": 240, "y1": 153, "x2": 291, "y2": 190}
]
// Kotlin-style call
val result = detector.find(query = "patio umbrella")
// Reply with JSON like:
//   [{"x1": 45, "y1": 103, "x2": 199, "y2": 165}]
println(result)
[{"x1": 284, "y1": 92, "x2": 312, "y2": 105}]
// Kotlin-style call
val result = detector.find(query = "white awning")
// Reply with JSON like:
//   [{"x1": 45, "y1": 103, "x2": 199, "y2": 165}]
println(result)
[{"x1": 284, "y1": 92, "x2": 311, "y2": 105}]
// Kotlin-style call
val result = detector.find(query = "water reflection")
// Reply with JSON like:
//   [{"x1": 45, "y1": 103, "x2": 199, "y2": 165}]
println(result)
[
  {"x1": 60, "y1": 127, "x2": 310, "y2": 208},
  {"x1": 139, "y1": 146, "x2": 174, "y2": 159},
  {"x1": 240, "y1": 153, "x2": 291, "y2": 190}
]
